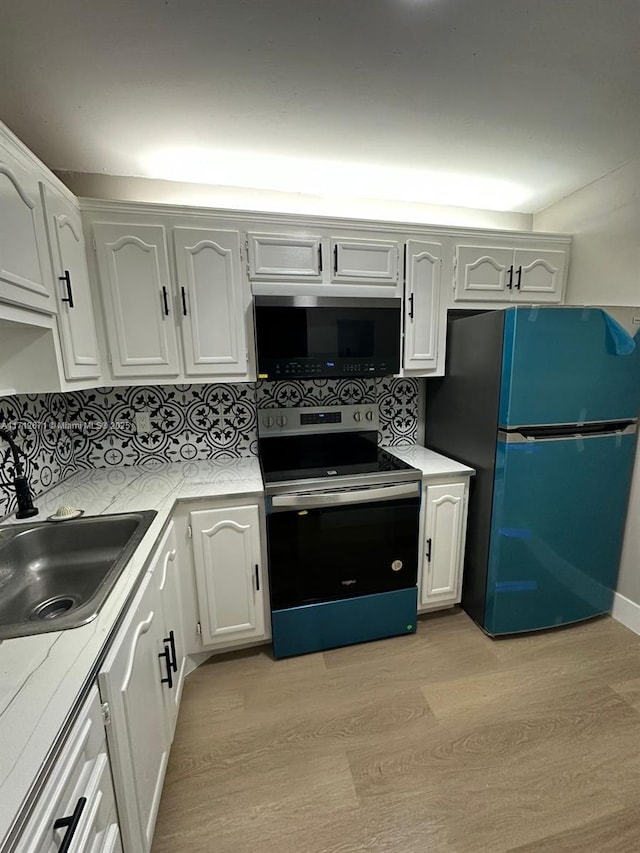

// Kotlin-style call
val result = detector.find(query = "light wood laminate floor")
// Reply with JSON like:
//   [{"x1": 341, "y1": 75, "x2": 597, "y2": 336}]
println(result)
[{"x1": 151, "y1": 610, "x2": 640, "y2": 853}]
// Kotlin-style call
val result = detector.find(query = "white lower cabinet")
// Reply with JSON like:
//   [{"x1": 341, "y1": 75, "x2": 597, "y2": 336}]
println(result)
[
  {"x1": 190, "y1": 503, "x2": 266, "y2": 647},
  {"x1": 155, "y1": 521, "x2": 187, "y2": 738},
  {"x1": 98, "y1": 520, "x2": 185, "y2": 853},
  {"x1": 15, "y1": 684, "x2": 121, "y2": 853},
  {"x1": 419, "y1": 479, "x2": 469, "y2": 610}
]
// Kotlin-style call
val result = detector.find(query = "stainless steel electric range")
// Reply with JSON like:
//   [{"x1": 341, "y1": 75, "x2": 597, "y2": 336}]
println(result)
[{"x1": 258, "y1": 403, "x2": 422, "y2": 658}]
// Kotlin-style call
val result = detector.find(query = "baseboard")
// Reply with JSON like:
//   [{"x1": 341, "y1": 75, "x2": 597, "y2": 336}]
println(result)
[{"x1": 612, "y1": 592, "x2": 640, "y2": 635}]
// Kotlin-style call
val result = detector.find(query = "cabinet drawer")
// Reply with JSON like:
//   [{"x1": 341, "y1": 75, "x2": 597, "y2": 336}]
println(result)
[{"x1": 15, "y1": 685, "x2": 119, "y2": 853}]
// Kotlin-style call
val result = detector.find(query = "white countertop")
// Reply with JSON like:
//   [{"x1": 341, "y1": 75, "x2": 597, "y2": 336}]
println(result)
[
  {"x1": 383, "y1": 444, "x2": 475, "y2": 478},
  {"x1": 0, "y1": 445, "x2": 469, "y2": 849}
]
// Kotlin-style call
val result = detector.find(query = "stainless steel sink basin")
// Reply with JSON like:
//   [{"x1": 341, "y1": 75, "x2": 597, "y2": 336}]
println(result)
[{"x1": 0, "y1": 511, "x2": 157, "y2": 640}]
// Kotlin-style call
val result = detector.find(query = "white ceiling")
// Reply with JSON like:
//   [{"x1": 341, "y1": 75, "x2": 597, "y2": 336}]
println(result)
[{"x1": 1, "y1": 0, "x2": 638, "y2": 214}]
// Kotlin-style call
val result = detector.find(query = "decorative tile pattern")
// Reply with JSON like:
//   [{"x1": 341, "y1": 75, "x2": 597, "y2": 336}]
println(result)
[
  {"x1": 0, "y1": 393, "x2": 77, "y2": 517},
  {"x1": 0, "y1": 377, "x2": 420, "y2": 516},
  {"x1": 66, "y1": 384, "x2": 259, "y2": 469},
  {"x1": 377, "y1": 377, "x2": 420, "y2": 445}
]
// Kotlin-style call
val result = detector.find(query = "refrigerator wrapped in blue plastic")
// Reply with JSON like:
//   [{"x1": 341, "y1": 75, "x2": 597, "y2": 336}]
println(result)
[{"x1": 426, "y1": 306, "x2": 640, "y2": 635}]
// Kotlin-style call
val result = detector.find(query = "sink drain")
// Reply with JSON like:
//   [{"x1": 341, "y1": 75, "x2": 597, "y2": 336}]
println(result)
[{"x1": 31, "y1": 596, "x2": 77, "y2": 621}]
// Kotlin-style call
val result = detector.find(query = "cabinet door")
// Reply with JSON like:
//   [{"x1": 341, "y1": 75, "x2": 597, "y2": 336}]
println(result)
[
  {"x1": 173, "y1": 227, "x2": 248, "y2": 376},
  {"x1": 155, "y1": 521, "x2": 186, "y2": 740},
  {"x1": 15, "y1": 685, "x2": 121, "y2": 853},
  {"x1": 247, "y1": 233, "x2": 323, "y2": 280},
  {"x1": 330, "y1": 238, "x2": 398, "y2": 283},
  {"x1": 0, "y1": 154, "x2": 55, "y2": 313},
  {"x1": 41, "y1": 184, "x2": 101, "y2": 380},
  {"x1": 404, "y1": 240, "x2": 441, "y2": 372},
  {"x1": 455, "y1": 246, "x2": 513, "y2": 301},
  {"x1": 512, "y1": 249, "x2": 566, "y2": 303},
  {"x1": 421, "y1": 482, "x2": 467, "y2": 607},
  {"x1": 98, "y1": 572, "x2": 170, "y2": 853},
  {"x1": 93, "y1": 223, "x2": 180, "y2": 378},
  {"x1": 191, "y1": 504, "x2": 265, "y2": 647}
]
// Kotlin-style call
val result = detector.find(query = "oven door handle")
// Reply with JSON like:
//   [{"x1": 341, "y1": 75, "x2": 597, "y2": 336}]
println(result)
[{"x1": 270, "y1": 482, "x2": 420, "y2": 511}]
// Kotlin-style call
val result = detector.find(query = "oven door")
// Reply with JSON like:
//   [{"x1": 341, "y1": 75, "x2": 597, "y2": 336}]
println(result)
[{"x1": 267, "y1": 481, "x2": 421, "y2": 609}]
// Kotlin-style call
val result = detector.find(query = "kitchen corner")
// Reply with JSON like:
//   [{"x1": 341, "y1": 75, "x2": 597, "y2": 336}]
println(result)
[
  {"x1": 0, "y1": 438, "x2": 469, "y2": 849},
  {"x1": 0, "y1": 456, "x2": 262, "y2": 848}
]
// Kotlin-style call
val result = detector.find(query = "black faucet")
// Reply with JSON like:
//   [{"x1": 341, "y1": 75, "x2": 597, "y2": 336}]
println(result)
[{"x1": 0, "y1": 428, "x2": 38, "y2": 519}]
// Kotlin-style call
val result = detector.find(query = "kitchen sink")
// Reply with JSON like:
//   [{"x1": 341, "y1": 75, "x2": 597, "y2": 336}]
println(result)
[{"x1": 0, "y1": 511, "x2": 157, "y2": 641}]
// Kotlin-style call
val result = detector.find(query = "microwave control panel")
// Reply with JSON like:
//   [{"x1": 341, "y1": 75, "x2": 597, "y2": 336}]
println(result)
[{"x1": 257, "y1": 358, "x2": 395, "y2": 380}]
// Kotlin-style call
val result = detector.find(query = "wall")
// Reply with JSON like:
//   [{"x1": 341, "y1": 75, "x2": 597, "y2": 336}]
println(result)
[
  {"x1": 56, "y1": 171, "x2": 533, "y2": 232},
  {"x1": 0, "y1": 378, "x2": 419, "y2": 516},
  {"x1": 535, "y1": 159, "x2": 640, "y2": 606},
  {"x1": 533, "y1": 158, "x2": 640, "y2": 308}
]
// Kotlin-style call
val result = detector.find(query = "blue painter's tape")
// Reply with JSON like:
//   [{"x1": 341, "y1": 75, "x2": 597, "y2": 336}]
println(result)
[
  {"x1": 495, "y1": 580, "x2": 538, "y2": 593},
  {"x1": 499, "y1": 527, "x2": 532, "y2": 540}
]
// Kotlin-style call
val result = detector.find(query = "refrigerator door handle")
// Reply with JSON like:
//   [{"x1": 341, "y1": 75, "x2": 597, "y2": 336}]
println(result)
[{"x1": 500, "y1": 423, "x2": 637, "y2": 442}]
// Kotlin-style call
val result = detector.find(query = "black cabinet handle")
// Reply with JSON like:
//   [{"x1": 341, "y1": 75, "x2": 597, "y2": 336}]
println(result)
[
  {"x1": 54, "y1": 796, "x2": 86, "y2": 853},
  {"x1": 59, "y1": 270, "x2": 74, "y2": 308},
  {"x1": 408, "y1": 293, "x2": 414, "y2": 320},
  {"x1": 426, "y1": 537, "x2": 432, "y2": 562},
  {"x1": 163, "y1": 629, "x2": 177, "y2": 673},
  {"x1": 161, "y1": 286, "x2": 170, "y2": 316},
  {"x1": 159, "y1": 645, "x2": 173, "y2": 689},
  {"x1": 180, "y1": 286, "x2": 188, "y2": 316},
  {"x1": 515, "y1": 266, "x2": 522, "y2": 290},
  {"x1": 318, "y1": 245, "x2": 323, "y2": 273},
  {"x1": 506, "y1": 265, "x2": 514, "y2": 290},
  {"x1": 255, "y1": 564, "x2": 260, "y2": 591},
  {"x1": 333, "y1": 245, "x2": 338, "y2": 274}
]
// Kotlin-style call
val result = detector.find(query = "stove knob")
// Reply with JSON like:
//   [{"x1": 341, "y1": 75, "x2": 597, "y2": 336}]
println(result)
[
  {"x1": 365, "y1": 410, "x2": 374, "y2": 422},
  {"x1": 262, "y1": 415, "x2": 275, "y2": 428},
  {"x1": 354, "y1": 411, "x2": 362, "y2": 422},
  {"x1": 276, "y1": 415, "x2": 288, "y2": 427}
]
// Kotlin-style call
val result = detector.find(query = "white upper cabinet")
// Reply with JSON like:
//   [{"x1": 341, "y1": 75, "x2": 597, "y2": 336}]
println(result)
[
  {"x1": 173, "y1": 227, "x2": 247, "y2": 376},
  {"x1": 190, "y1": 504, "x2": 265, "y2": 647},
  {"x1": 93, "y1": 223, "x2": 181, "y2": 378},
  {"x1": 40, "y1": 184, "x2": 101, "y2": 380},
  {"x1": 454, "y1": 243, "x2": 567, "y2": 303},
  {"x1": 247, "y1": 232, "x2": 323, "y2": 280},
  {"x1": 513, "y1": 249, "x2": 567, "y2": 301},
  {"x1": 0, "y1": 151, "x2": 55, "y2": 314},
  {"x1": 403, "y1": 240, "x2": 442, "y2": 373},
  {"x1": 330, "y1": 238, "x2": 399, "y2": 284}
]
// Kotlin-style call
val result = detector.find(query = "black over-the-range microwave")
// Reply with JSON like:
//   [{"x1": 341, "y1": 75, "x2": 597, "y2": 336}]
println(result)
[{"x1": 254, "y1": 296, "x2": 401, "y2": 380}]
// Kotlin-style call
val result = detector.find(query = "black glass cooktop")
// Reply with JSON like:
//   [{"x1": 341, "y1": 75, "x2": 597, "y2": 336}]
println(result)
[{"x1": 258, "y1": 430, "x2": 416, "y2": 485}]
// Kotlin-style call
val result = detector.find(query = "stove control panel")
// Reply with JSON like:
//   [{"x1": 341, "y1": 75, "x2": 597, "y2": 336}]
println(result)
[
  {"x1": 258, "y1": 404, "x2": 380, "y2": 436},
  {"x1": 300, "y1": 411, "x2": 342, "y2": 425}
]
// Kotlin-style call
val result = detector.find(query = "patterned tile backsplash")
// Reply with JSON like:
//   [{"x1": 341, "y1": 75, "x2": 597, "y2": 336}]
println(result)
[{"x1": 0, "y1": 378, "x2": 419, "y2": 516}]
